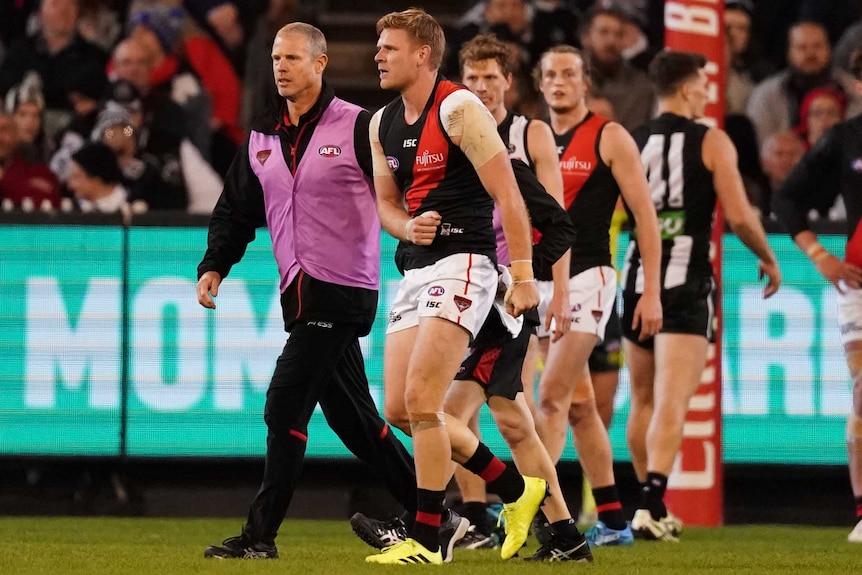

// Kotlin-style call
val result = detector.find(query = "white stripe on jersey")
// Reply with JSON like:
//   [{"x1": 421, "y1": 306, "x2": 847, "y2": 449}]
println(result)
[
  {"x1": 507, "y1": 114, "x2": 530, "y2": 167},
  {"x1": 664, "y1": 235, "x2": 693, "y2": 289}
]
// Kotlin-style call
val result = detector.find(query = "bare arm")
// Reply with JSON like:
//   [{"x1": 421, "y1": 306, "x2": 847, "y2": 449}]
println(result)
[
  {"x1": 528, "y1": 119, "x2": 571, "y2": 340},
  {"x1": 446, "y1": 96, "x2": 538, "y2": 315},
  {"x1": 600, "y1": 122, "x2": 662, "y2": 337},
  {"x1": 703, "y1": 128, "x2": 780, "y2": 298},
  {"x1": 369, "y1": 111, "x2": 440, "y2": 244}
]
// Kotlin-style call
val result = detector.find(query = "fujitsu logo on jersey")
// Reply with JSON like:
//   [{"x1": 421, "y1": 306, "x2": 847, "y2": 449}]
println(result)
[
  {"x1": 559, "y1": 157, "x2": 592, "y2": 172},
  {"x1": 416, "y1": 149, "x2": 445, "y2": 167}
]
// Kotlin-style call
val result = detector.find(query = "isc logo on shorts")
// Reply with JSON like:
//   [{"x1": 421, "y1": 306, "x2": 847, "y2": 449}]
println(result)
[
  {"x1": 318, "y1": 145, "x2": 342, "y2": 157},
  {"x1": 428, "y1": 285, "x2": 445, "y2": 297}
]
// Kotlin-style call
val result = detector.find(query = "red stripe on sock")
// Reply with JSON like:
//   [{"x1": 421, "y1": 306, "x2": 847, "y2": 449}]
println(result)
[
  {"x1": 289, "y1": 429, "x2": 308, "y2": 442},
  {"x1": 596, "y1": 502, "x2": 622, "y2": 513},
  {"x1": 478, "y1": 457, "x2": 507, "y2": 483},
  {"x1": 415, "y1": 511, "x2": 442, "y2": 527},
  {"x1": 379, "y1": 423, "x2": 389, "y2": 439}
]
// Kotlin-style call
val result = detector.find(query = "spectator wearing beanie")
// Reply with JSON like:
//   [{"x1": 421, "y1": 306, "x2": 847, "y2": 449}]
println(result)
[
  {"x1": 92, "y1": 104, "x2": 182, "y2": 211},
  {"x1": 128, "y1": 1, "x2": 243, "y2": 170},
  {"x1": 67, "y1": 141, "x2": 128, "y2": 213},
  {"x1": 793, "y1": 86, "x2": 847, "y2": 150}
]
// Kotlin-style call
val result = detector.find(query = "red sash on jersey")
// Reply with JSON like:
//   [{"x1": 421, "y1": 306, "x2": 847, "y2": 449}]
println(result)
[
  {"x1": 558, "y1": 113, "x2": 609, "y2": 209},
  {"x1": 406, "y1": 80, "x2": 465, "y2": 215}
]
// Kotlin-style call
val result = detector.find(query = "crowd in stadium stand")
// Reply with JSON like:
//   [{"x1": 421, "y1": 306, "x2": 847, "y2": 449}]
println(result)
[{"x1": 0, "y1": 0, "x2": 860, "y2": 219}]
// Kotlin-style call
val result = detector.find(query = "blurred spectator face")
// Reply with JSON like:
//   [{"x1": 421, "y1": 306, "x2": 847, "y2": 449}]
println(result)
[
  {"x1": 100, "y1": 123, "x2": 137, "y2": 160},
  {"x1": 582, "y1": 14, "x2": 625, "y2": 66},
  {"x1": 761, "y1": 132, "x2": 804, "y2": 187},
  {"x1": 587, "y1": 95, "x2": 615, "y2": 120},
  {"x1": 113, "y1": 39, "x2": 152, "y2": 95},
  {"x1": 725, "y1": 8, "x2": 751, "y2": 58},
  {"x1": 39, "y1": 0, "x2": 80, "y2": 39},
  {"x1": 11, "y1": 101, "x2": 42, "y2": 145},
  {"x1": 0, "y1": 115, "x2": 15, "y2": 161},
  {"x1": 272, "y1": 31, "x2": 325, "y2": 100},
  {"x1": 66, "y1": 160, "x2": 99, "y2": 201},
  {"x1": 484, "y1": 0, "x2": 528, "y2": 33},
  {"x1": 539, "y1": 51, "x2": 589, "y2": 114},
  {"x1": 462, "y1": 58, "x2": 512, "y2": 119},
  {"x1": 787, "y1": 23, "x2": 831, "y2": 75},
  {"x1": 805, "y1": 93, "x2": 844, "y2": 145}
]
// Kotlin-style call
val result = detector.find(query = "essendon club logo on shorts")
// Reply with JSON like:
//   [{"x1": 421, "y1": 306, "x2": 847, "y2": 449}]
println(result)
[
  {"x1": 591, "y1": 310, "x2": 603, "y2": 322},
  {"x1": 427, "y1": 285, "x2": 445, "y2": 297},
  {"x1": 256, "y1": 150, "x2": 271, "y2": 165},
  {"x1": 318, "y1": 145, "x2": 342, "y2": 157},
  {"x1": 454, "y1": 295, "x2": 472, "y2": 313}
]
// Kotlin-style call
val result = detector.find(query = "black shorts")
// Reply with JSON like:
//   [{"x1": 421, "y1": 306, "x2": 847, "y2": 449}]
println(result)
[
  {"x1": 455, "y1": 308, "x2": 533, "y2": 400},
  {"x1": 622, "y1": 276, "x2": 716, "y2": 350},
  {"x1": 588, "y1": 299, "x2": 623, "y2": 372}
]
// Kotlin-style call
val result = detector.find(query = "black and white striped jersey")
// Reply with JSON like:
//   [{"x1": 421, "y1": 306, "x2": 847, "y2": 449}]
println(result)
[{"x1": 622, "y1": 112, "x2": 716, "y2": 294}]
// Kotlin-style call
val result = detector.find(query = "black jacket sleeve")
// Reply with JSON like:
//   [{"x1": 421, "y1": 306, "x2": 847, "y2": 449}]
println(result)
[
  {"x1": 772, "y1": 124, "x2": 843, "y2": 238},
  {"x1": 510, "y1": 160, "x2": 576, "y2": 273},
  {"x1": 197, "y1": 136, "x2": 267, "y2": 279}
]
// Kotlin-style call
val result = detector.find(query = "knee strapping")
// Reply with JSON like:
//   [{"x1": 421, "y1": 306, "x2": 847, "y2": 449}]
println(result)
[
  {"x1": 409, "y1": 411, "x2": 446, "y2": 433},
  {"x1": 848, "y1": 414, "x2": 862, "y2": 443}
]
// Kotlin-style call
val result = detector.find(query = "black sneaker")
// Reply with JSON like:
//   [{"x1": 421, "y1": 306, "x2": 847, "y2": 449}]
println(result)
[
  {"x1": 532, "y1": 509, "x2": 553, "y2": 546},
  {"x1": 203, "y1": 535, "x2": 278, "y2": 559},
  {"x1": 350, "y1": 512, "x2": 408, "y2": 550},
  {"x1": 454, "y1": 524, "x2": 498, "y2": 549},
  {"x1": 525, "y1": 534, "x2": 593, "y2": 563},
  {"x1": 439, "y1": 509, "x2": 470, "y2": 562}
]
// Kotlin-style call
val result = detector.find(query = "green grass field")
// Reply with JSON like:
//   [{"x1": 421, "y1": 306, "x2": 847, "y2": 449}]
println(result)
[{"x1": 0, "y1": 517, "x2": 859, "y2": 575}]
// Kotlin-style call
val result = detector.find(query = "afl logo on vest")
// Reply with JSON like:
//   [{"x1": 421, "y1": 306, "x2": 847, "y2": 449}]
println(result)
[
  {"x1": 318, "y1": 145, "x2": 342, "y2": 157},
  {"x1": 386, "y1": 156, "x2": 400, "y2": 171}
]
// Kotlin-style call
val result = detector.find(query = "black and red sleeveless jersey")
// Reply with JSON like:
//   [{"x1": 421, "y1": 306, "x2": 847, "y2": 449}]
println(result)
[
  {"x1": 552, "y1": 111, "x2": 619, "y2": 278},
  {"x1": 378, "y1": 75, "x2": 496, "y2": 271}
]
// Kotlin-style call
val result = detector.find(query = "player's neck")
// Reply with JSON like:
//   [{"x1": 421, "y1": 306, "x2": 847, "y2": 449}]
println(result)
[
  {"x1": 492, "y1": 105, "x2": 508, "y2": 125},
  {"x1": 549, "y1": 100, "x2": 589, "y2": 135},
  {"x1": 656, "y1": 97, "x2": 694, "y2": 119},
  {"x1": 401, "y1": 70, "x2": 438, "y2": 124}
]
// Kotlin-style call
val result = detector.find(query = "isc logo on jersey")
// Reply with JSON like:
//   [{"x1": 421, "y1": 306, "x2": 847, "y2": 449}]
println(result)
[{"x1": 318, "y1": 145, "x2": 342, "y2": 157}]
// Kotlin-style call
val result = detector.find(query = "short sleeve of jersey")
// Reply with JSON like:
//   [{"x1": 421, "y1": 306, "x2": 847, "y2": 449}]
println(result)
[
  {"x1": 439, "y1": 90, "x2": 506, "y2": 169},
  {"x1": 369, "y1": 108, "x2": 391, "y2": 178}
]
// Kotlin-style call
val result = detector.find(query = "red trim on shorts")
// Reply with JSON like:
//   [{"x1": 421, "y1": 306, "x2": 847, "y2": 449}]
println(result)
[
  {"x1": 474, "y1": 347, "x2": 501, "y2": 385},
  {"x1": 379, "y1": 423, "x2": 389, "y2": 439},
  {"x1": 597, "y1": 267, "x2": 606, "y2": 307},
  {"x1": 464, "y1": 254, "x2": 473, "y2": 294},
  {"x1": 856, "y1": 502, "x2": 862, "y2": 518},
  {"x1": 415, "y1": 511, "x2": 442, "y2": 527},
  {"x1": 289, "y1": 429, "x2": 308, "y2": 442},
  {"x1": 595, "y1": 502, "x2": 622, "y2": 513}
]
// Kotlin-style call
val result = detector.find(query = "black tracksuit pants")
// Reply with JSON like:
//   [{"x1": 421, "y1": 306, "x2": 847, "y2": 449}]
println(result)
[{"x1": 242, "y1": 319, "x2": 416, "y2": 545}]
